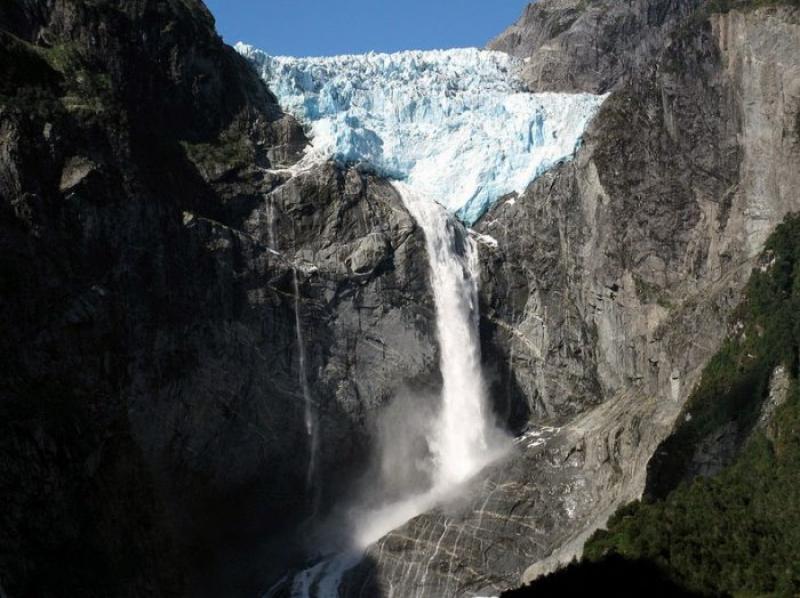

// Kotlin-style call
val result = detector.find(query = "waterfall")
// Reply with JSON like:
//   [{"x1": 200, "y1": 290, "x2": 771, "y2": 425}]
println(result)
[
  {"x1": 266, "y1": 195, "x2": 278, "y2": 251},
  {"x1": 293, "y1": 267, "x2": 319, "y2": 509},
  {"x1": 280, "y1": 184, "x2": 505, "y2": 598},
  {"x1": 394, "y1": 182, "x2": 495, "y2": 487}
]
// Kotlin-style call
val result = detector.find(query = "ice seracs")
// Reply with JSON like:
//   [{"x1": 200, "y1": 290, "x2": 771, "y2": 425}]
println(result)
[{"x1": 238, "y1": 44, "x2": 607, "y2": 224}]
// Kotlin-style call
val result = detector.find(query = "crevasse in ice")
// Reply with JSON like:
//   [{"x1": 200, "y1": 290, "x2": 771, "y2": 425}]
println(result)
[{"x1": 237, "y1": 44, "x2": 607, "y2": 224}]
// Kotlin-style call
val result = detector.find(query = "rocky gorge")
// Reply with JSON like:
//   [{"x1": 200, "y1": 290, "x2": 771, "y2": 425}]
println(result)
[{"x1": 1, "y1": 0, "x2": 799, "y2": 597}]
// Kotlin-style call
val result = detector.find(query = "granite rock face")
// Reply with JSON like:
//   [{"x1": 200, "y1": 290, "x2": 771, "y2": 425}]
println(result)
[
  {"x1": 488, "y1": 0, "x2": 704, "y2": 93},
  {"x1": 352, "y1": 3, "x2": 800, "y2": 595},
  {"x1": 0, "y1": 1, "x2": 436, "y2": 595}
]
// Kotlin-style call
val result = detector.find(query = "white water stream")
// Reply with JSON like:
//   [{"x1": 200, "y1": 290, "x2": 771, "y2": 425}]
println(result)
[
  {"x1": 395, "y1": 183, "x2": 498, "y2": 486},
  {"x1": 280, "y1": 184, "x2": 505, "y2": 597},
  {"x1": 293, "y1": 267, "x2": 319, "y2": 510}
]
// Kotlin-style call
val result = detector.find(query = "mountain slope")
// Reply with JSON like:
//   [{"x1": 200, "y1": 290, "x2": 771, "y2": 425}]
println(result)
[
  {"x1": 478, "y1": 0, "x2": 800, "y2": 591},
  {"x1": 488, "y1": 0, "x2": 704, "y2": 92},
  {"x1": 0, "y1": 1, "x2": 304, "y2": 594}
]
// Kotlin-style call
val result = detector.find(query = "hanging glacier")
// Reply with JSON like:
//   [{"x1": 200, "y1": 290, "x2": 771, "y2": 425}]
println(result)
[{"x1": 237, "y1": 45, "x2": 607, "y2": 224}]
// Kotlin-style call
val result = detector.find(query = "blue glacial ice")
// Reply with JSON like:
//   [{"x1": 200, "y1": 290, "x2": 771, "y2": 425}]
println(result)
[{"x1": 237, "y1": 45, "x2": 607, "y2": 224}]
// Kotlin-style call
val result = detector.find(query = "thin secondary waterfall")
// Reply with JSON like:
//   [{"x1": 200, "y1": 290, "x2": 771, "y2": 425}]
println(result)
[{"x1": 293, "y1": 267, "x2": 318, "y2": 505}]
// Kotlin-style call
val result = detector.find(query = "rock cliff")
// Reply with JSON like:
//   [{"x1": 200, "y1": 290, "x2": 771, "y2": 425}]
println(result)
[
  {"x1": 512, "y1": 215, "x2": 800, "y2": 596},
  {"x1": 0, "y1": 1, "x2": 437, "y2": 595},
  {"x1": 488, "y1": 0, "x2": 704, "y2": 93}
]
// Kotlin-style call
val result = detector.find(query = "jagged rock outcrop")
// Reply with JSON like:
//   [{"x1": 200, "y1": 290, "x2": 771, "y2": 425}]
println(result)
[
  {"x1": 0, "y1": 2, "x2": 436, "y2": 596},
  {"x1": 351, "y1": 3, "x2": 800, "y2": 595}
]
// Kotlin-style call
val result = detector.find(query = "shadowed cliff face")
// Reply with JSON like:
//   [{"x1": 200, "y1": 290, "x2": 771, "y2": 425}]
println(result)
[{"x1": 0, "y1": 1, "x2": 439, "y2": 595}]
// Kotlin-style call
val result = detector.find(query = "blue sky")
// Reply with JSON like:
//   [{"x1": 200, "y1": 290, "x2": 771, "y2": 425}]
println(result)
[{"x1": 204, "y1": 0, "x2": 530, "y2": 57}]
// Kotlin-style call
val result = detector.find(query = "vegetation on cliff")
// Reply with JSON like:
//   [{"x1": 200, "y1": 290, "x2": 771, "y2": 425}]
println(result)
[
  {"x1": 585, "y1": 391, "x2": 800, "y2": 595},
  {"x1": 646, "y1": 215, "x2": 800, "y2": 499}
]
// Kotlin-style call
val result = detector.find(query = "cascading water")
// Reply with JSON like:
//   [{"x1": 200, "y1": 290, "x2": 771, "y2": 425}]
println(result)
[
  {"x1": 394, "y1": 182, "x2": 497, "y2": 487},
  {"x1": 293, "y1": 267, "x2": 318, "y2": 509},
  {"x1": 241, "y1": 44, "x2": 608, "y2": 597},
  {"x1": 266, "y1": 195, "x2": 278, "y2": 250},
  {"x1": 281, "y1": 185, "x2": 501, "y2": 598}
]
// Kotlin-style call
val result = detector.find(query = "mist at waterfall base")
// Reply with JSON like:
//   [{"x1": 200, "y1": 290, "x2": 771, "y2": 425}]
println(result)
[
  {"x1": 240, "y1": 45, "x2": 608, "y2": 595},
  {"x1": 290, "y1": 190, "x2": 511, "y2": 594}
]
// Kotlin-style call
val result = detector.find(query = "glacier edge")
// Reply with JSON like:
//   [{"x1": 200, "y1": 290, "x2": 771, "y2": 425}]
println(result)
[{"x1": 237, "y1": 43, "x2": 608, "y2": 224}]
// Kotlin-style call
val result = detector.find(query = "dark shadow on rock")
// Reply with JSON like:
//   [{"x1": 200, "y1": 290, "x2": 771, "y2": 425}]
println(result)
[
  {"x1": 480, "y1": 315, "x2": 532, "y2": 435},
  {"x1": 501, "y1": 554, "x2": 709, "y2": 597},
  {"x1": 340, "y1": 554, "x2": 385, "y2": 598}
]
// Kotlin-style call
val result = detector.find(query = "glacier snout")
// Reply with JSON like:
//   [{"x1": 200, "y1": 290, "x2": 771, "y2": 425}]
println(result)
[{"x1": 238, "y1": 45, "x2": 607, "y2": 224}]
